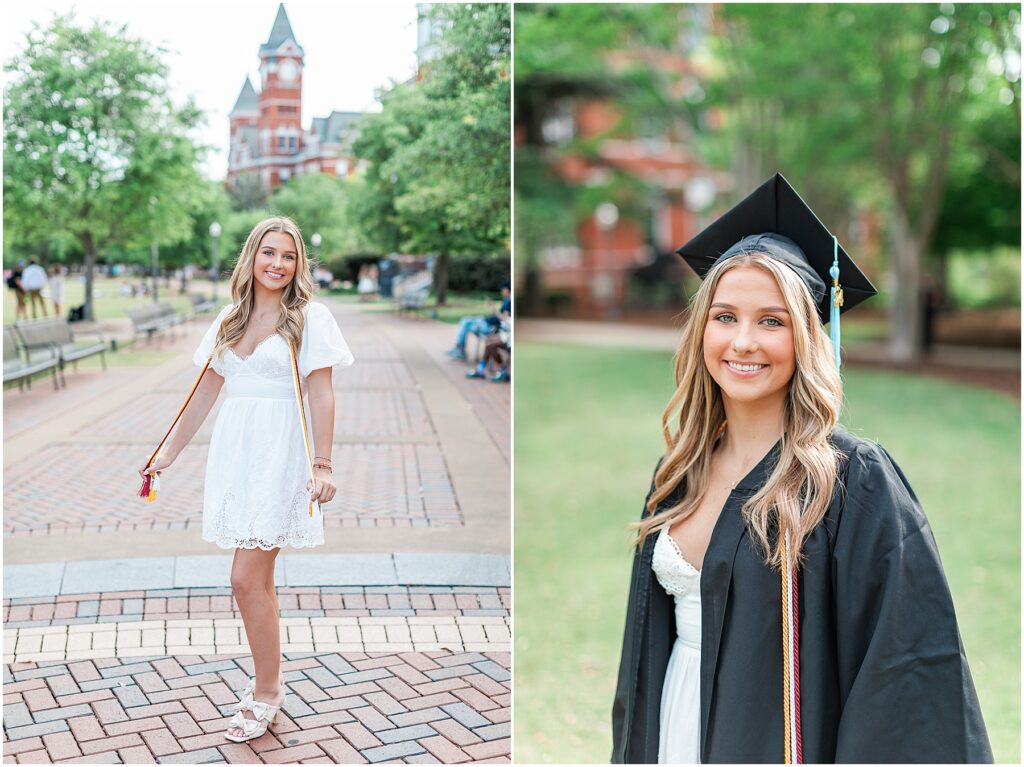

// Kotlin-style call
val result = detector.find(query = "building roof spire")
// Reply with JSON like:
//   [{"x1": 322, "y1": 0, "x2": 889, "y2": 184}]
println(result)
[
  {"x1": 262, "y1": 4, "x2": 300, "y2": 52},
  {"x1": 230, "y1": 76, "x2": 259, "y2": 115}
]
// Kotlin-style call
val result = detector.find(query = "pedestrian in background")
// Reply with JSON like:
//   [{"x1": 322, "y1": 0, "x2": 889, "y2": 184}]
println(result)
[
  {"x1": 446, "y1": 282, "x2": 511, "y2": 360},
  {"x1": 48, "y1": 264, "x2": 65, "y2": 319},
  {"x1": 138, "y1": 217, "x2": 354, "y2": 743},
  {"x1": 20, "y1": 258, "x2": 47, "y2": 318},
  {"x1": 6, "y1": 261, "x2": 27, "y2": 321}
]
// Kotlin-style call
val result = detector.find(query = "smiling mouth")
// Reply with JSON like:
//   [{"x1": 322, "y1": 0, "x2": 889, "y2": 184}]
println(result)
[
  {"x1": 265, "y1": 271, "x2": 285, "y2": 280},
  {"x1": 725, "y1": 361, "x2": 768, "y2": 372}
]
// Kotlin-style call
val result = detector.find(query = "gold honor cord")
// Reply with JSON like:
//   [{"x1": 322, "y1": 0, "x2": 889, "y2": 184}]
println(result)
[
  {"x1": 289, "y1": 342, "x2": 316, "y2": 518},
  {"x1": 140, "y1": 356, "x2": 212, "y2": 503},
  {"x1": 782, "y1": 530, "x2": 803, "y2": 764}
]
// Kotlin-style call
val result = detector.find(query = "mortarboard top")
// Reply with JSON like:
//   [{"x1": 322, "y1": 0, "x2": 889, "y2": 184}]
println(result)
[{"x1": 675, "y1": 172, "x2": 877, "y2": 325}]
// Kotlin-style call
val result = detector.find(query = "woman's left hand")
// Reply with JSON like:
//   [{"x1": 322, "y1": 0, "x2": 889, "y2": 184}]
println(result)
[{"x1": 309, "y1": 467, "x2": 336, "y2": 505}]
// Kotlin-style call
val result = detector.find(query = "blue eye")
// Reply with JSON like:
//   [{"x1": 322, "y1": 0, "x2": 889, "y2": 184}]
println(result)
[
  {"x1": 714, "y1": 313, "x2": 736, "y2": 323},
  {"x1": 763, "y1": 317, "x2": 783, "y2": 327}
]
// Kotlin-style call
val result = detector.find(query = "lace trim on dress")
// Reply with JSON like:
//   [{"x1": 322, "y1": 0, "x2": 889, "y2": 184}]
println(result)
[
  {"x1": 203, "y1": 490, "x2": 322, "y2": 551},
  {"x1": 218, "y1": 335, "x2": 293, "y2": 380},
  {"x1": 652, "y1": 528, "x2": 701, "y2": 598}
]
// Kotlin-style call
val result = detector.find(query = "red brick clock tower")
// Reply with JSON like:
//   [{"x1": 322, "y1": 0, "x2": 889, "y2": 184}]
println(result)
[
  {"x1": 227, "y1": 4, "x2": 365, "y2": 191},
  {"x1": 257, "y1": 4, "x2": 304, "y2": 188}
]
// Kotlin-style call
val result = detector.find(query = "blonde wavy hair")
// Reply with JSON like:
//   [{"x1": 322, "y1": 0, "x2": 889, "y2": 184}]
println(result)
[
  {"x1": 633, "y1": 252, "x2": 844, "y2": 570},
  {"x1": 211, "y1": 217, "x2": 315, "y2": 359}
]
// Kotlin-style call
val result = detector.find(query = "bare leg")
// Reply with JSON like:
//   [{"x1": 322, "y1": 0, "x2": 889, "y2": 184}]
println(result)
[{"x1": 229, "y1": 548, "x2": 285, "y2": 737}]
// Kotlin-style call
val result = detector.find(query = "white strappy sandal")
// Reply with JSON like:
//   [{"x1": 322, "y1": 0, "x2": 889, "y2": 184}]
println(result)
[
  {"x1": 224, "y1": 697, "x2": 283, "y2": 743},
  {"x1": 225, "y1": 676, "x2": 286, "y2": 743}
]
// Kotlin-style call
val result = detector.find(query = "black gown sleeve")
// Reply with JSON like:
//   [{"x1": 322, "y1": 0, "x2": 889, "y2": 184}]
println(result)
[
  {"x1": 610, "y1": 459, "x2": 661, "y2": 763},
  {"x1": 831, "y1": 442, "x2": 993, "y2": 763}
]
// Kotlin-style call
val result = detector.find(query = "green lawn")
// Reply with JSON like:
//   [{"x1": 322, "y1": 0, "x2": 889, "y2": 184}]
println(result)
[
  {"x1": 514, "y1": 342, "x2": 1020, "y2": 763},
  {"x1": 2, "y1": 276, "x2": 212, "y2": 325},
  {"x1": 3, "y1": 277, "x2": 499, "y2": 328}
]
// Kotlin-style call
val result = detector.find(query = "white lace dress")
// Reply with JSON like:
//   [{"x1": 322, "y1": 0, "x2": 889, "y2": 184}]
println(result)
[
  {"x1": 192, "y1": 301, "x2": 354, "y2": 550},
  {"x1": 652, "y1": 528, "x2": 703, "y2": 764}
]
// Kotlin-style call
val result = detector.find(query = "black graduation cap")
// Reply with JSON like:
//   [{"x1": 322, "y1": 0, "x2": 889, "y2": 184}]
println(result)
[{"x1": 675, "y1": 172, "x2": 877, "y2": 326}]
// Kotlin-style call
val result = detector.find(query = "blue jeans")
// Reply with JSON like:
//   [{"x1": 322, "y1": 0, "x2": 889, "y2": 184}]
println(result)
[{"x1": 454, "y1": 317, "x2": 492, "y2": 350}]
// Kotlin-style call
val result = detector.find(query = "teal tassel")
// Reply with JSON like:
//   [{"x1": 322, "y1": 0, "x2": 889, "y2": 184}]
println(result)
[{"x1": 829, "y1": 236, "x2": 842, "y2": 370}]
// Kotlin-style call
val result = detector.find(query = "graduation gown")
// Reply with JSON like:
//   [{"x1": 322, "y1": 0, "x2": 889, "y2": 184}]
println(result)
[{"x1": 611, "y1": 428, "x2": 992, "y2": 763}]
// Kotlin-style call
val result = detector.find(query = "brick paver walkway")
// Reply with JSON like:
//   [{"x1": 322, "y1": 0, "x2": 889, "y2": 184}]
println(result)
[
  {"x1": 4, "y1": 297, "x2": 511, "y2": 763},
  {"x1": 3, "y1": 650, "x2": 510, "y2": 764},
  {"x1": 6, "y1": 587, "x2": 510, "y2": 628},
  {"x1": 5, "y1": 307, "x2": 473, "y2": 536}
]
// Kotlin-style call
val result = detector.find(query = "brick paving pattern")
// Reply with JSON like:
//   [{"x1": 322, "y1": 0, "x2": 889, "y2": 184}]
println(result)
[
  {"x1": 4, "y1": 301, "x2": 512, "y2": 763},
  {"x1": 2, "y1": 651, "x2": 511, "y2": 763},
  {"x1": 5, "y1": 442, "x2": 460, "y2": 535},
  {"x1": 4, "y1": 588, "x2": 511, "y2": 665},
  {"x1": 5, "y1": 588, "x2": 510, "y2": 628},
  {"x1": 4, "y1": 307, "x2": 470, "y2": 535},
  {"x1": 6, "y1": 616, "x2": 511, "y2": 664}
]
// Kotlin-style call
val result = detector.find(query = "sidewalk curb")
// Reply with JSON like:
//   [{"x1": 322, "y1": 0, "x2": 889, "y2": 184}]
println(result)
[{"x1": 4, "y1": 553, "x2": 511, "y2": 599}]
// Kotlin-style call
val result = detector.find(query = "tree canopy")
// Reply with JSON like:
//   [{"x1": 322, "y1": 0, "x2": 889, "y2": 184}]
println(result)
[
  {"x1": 710, "y1": 3, "x2": 1020, "y2": 359},
  {"x1": 3, "y1": 13, "x2": 207, "y2": 319},
  {"x1": 351, "y1": 3, "x2": 511, "y2": 304}
]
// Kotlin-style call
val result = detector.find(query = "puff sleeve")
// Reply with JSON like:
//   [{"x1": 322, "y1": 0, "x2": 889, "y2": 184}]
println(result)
[
  {"x1": 298, "y1": 302, "x2": 354, "y2": 378},
  {"x1": 193, "y1": 303, "x2": 234, "y2": 373}
]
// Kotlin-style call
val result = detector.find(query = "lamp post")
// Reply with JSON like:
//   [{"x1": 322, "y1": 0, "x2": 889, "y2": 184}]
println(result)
[
  {"x1": 311, "y1": 233, "x2": 322, "y2": 290},
  {"x1": 149, "y1": 196, "x2": 159, "y2": 302},
  {"x1": 684, "y1": 176, "x2": 716, "y2": 232},
  {"x1": 311, "y1": 233, "x2": 321, "y2": 289},
  {"x1": 594, "y1": 202, "x2": 619, "y2": 319},
  {"x1": 209, "y1": 222, "x2": 222, "y2": 302}
]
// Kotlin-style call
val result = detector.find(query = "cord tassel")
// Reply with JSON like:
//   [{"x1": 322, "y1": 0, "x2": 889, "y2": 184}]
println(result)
[
  {"x1": 289, "y1": 342, "x2": 317, "y2": 518},
  {"x1": 829, "y1": 235, "x2": 843, "y2": 371},
  {"x1": 140, "y1": 357, "x2": 211, "y2": 503},
  {"x1": 782, "y1": 529, "x2": 802, "y2": 764}
]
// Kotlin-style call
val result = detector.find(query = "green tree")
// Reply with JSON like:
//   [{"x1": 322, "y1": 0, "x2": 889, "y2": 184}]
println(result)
[
  {"x1": 228, "y1": 173, "x2": 270, "y2": 212},
  {"x1": 3, "y1": 13, "x2": 206, "y2": 320},
  {"x1": 711, "y1": 3, "x2": 1020, "y2": 360},
  {"x1": 351, "y1": 3, "x2": 510, "y2": 305},
  {"x1": 270, "y1": 173, "x2": 371, "y2": 259}
]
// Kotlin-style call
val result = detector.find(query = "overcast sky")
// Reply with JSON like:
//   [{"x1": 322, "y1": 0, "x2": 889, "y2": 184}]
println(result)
[{"x1": 1, "y1": 1, "x2": 421, "y2": 180}]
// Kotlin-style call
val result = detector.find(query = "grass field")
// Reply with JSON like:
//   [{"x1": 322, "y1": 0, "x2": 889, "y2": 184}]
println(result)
[
  {"x1": 513, "y1": 342, "x2": 1020, "y2": 763},
  {"x1": 3, "y1": 277, "x2": 497, "y2": 326},
  {"x1": 2, "y1": 276, "x2": 211, "y2": 325}
]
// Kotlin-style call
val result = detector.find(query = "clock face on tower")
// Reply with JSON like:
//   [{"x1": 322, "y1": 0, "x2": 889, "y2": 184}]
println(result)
[{"x1": 279, "y1": 59, "x2": 298, "y2": 83}]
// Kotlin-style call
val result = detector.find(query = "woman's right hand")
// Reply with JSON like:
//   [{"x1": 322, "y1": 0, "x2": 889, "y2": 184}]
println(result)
[{"x1": 138, "y1": 453, "x2": 175, "y2": 481}]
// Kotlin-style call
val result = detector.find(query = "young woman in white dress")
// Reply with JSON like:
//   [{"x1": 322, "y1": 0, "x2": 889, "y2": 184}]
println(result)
[{"x1": 138, "y1": 217, "x2": 353, "y2": 742}]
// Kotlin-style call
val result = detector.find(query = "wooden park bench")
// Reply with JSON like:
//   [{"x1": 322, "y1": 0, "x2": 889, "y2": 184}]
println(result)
[
  {"x1": 3, "y1": 325, "x2": 63, "y2": 390},
  {"x1": 392, "y1": 270, "x2": 433, "y2": 315},
  {"x1": 188, "y1": 294, "x2": 218, "y2": 316},
  {"x1": 126, "y1": 301, "x2": 187, "y2": 341},
  {"x1": 12, "y1": 316, "x2": 107, "y2": 380}
]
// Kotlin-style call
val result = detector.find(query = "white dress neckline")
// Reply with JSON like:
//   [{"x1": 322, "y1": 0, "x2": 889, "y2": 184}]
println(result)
[
  {"x1": 663, "y1": 528, "x2": 702, "y2": 575},
  {"x1": 227, "y1": 333, "x2": 281, "y2": 362}
]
